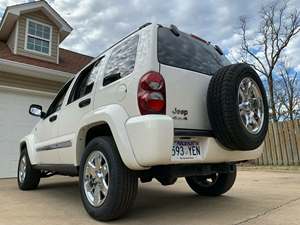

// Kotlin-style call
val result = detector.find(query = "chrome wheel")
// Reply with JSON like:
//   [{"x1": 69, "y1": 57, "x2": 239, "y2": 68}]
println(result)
[
  {"x1": 83, "y1": 151, "x2": 109, "y2": 207},
  {"x1": 18, "y1": 155, "x2": 27, "y2": 183},
  {"x1": 238, "y1": 77, "x2": 264, "y2": 134}
]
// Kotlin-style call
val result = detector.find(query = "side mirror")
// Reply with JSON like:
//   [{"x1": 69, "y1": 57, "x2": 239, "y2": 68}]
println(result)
[{"x1": 29, "y1": 104, "x2": 45, "y2": 118}]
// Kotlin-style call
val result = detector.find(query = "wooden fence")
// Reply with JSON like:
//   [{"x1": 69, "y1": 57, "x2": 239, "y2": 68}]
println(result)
[{"x1": 256, "y1": 119, "x2": 300, "y2": 166}]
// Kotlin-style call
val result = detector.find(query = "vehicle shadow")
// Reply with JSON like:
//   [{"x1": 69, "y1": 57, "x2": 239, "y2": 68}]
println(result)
[
  {"x1": 120, "y1": 184, "x2": 245, "y2": 225},
  {"x1": 35, "y1": 177, "x2": 249, "y2": 225},
  {"x1": 37, "y1": 177, "x2": 82, "y2": 204}
]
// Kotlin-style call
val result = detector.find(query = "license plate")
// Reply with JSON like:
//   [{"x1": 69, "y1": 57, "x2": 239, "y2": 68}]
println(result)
[{"x1": 171, "y1": 140, "x2": 201, "y2": 161}]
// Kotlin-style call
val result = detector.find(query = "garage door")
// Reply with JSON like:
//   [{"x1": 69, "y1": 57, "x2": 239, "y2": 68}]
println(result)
[{"x1": 0, "y1": 88, "x2": 53, "y2": 178}]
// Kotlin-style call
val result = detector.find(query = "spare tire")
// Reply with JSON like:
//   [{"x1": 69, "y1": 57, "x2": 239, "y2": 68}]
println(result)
[{"x1": 207, "y1": 63, "x2": 268, "y2": 150}]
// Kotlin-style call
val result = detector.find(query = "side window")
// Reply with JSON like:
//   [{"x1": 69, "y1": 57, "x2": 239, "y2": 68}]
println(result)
[
  {"x1": 68, "y1": 58, "x2": 102, "y2": 104},
  {"x1": 53, "y1": 92, "x2": 66, "y2": 112},
  {"x1": 103, "y1": 35, "x2": 139, "y2": 86},
  {"x1": 45, "y1": 79, "x2": 73, "y2": 118}
]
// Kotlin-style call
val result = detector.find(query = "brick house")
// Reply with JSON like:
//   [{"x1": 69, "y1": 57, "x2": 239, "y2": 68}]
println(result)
[{"x1": 0, "y1": 0, "x2": 93, "y2": 178}]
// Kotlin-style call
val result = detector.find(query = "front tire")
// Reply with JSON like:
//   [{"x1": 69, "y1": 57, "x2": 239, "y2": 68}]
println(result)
[
  {"x1": 17, "y1": 149, "x2": 41, "y2": 190},
  {"x1": 185, "y1": 165, "x2": 237, "y2": 196},
  {"x1": 79, "y1": 136, "x2": 138, "y2": 221}
]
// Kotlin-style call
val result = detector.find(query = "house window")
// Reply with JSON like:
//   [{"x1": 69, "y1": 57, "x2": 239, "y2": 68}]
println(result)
[{"x1": 25, "y1": 19, "x2": 52, "y2": 55}]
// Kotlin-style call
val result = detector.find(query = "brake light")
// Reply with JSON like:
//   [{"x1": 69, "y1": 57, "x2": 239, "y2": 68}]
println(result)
[
  {"x1": 191, "y1": 34, "x2": 207, "y2": 44},
  {"x1": 138, "y1": 71, "x2": 166, "y2": 115}
]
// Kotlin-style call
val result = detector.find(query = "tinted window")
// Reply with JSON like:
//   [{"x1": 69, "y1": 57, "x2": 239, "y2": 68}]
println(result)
[
  {"x1": 158, "y1": 27, "x2": 230, "y2": 75},
  {"x1": 68, "y1": 59, "x2": 102, "y2": 104},
  {"x1": 54, "y1": 93, "x2": 66, "y2": 112},
  {"x1": 45, "y1": 79, "x2": 73, "y2": 117},
  {"x1": 103, "y1": 35, "x2": 139, "y2": 86}
]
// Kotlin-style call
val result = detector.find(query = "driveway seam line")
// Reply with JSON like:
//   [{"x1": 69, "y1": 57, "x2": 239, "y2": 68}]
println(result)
[{"x1": 232, "y1": 196, "x2": 300, "y2": 225}]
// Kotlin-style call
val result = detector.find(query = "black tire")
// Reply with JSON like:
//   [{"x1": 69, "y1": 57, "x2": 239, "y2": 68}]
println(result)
[
  {"x1": 185, "y1": 165, "x2": 237, "y2": 196},
  {"x1": 207, "y1": 63, "x2": 269, "y2": 150},
  {"x1": 79, "y1": 136, "x2": 138, "y2": 221},
  {"x1": 17, "y1": 148, "x2": 41, "y2": 190}
]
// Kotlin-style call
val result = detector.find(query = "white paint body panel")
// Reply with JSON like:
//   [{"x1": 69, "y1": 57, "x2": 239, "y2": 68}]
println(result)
[
  {"x1": 58, "y1": 94, "x2": 94, "y2": 164},
  {"x1": 33, "y1": 111, "x2": 61, "y2": 164},
  {"x1": 74, "y1": 104, "x2": 144, "y2": 169},
  {"x1": 160, "y1": 64, "x2": 212, "y2": 129},
  {"x1": 21, "y1": 24, "x2": 263, "y2": 172},
  {"x1": 126, "y1": 115, "x2": 263, "y2": 167}
]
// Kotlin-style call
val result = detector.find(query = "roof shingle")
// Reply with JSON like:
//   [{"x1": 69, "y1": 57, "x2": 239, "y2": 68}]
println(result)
[{"x1": 0, "y1": 41, "x2": 93, "y2": 74}]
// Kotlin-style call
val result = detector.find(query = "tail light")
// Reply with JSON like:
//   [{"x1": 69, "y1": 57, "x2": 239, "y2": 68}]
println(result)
[{"x1": 138, "y1": 71, "x2": 166, "y2": 115}]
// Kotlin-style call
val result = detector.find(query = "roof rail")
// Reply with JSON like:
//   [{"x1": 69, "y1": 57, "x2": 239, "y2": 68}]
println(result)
[
  {"x1": 170, "y1": 24, "x2": 180, "y2": 36},
  {"x1": 79, "y1": 23, "x2": 149, "y2": 74},
  {"x1": 139, "y1": 22, "x2": 152, "y2": 30}
]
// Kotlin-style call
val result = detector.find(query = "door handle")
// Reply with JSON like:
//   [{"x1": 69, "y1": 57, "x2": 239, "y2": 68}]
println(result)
[
  {"x1": 79, "y1": 98, "x2": 91, "y2": 108},
  {"x1": 49, "y1": 115, "x2": 57, "y2": 122}
]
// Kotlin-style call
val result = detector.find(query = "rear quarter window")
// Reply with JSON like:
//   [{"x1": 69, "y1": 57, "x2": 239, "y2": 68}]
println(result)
[
  {"x1": 103, "y1": 35, "x2": 139, "y2": 86},
  {"x1": 157, "y1": 27, "x2": 230, "y2": 75}
]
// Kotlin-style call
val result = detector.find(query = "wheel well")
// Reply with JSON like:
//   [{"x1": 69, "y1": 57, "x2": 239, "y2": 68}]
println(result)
[
  {"x1": 76, "y1": 123, "x2": 114, "y2": 166},
  {"x1": 85, "y1": 123, "x2": 113, "y2": 146},
  {"x1": 20, "y1": 142, "x2": 27, "y2": 152}
]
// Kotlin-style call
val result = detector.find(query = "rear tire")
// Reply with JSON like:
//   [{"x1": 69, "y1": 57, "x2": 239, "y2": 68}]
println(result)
[
  {"x1": 79, "y1": 136, "x2": 138, "y2": 221},
  {"x1": 17, "y1": 149, "x2": 41, "y2": 190},
  {"x1": 185, "y1": 165, "x2": 237, "y2": 196}
]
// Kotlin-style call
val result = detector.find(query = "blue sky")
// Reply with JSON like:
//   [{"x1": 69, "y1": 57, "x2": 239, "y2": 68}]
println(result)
[{"x1": 1, "y1": 0, "x2": 300, "y2": 72}]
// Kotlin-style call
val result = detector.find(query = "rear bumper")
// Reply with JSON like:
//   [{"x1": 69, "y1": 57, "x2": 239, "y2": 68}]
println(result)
[{"x1": 125, "y1": 115, "x2": 263, "y2": 168}]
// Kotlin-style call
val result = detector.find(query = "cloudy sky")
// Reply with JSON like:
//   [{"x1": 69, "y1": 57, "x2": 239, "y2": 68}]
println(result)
[{"x1": 0, "y1": 0, "x2": 300, "y2": 71}]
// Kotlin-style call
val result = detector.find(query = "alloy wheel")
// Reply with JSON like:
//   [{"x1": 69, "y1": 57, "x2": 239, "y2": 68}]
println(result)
[
  {"x1": 238, "y1": 77, "x2": 264, "y2": 134},
  {"x1": 83, "y1": 151, "x2": 109, "y2": 207}
]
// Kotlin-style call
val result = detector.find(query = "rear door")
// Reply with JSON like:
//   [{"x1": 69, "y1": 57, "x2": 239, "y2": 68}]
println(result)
[
  {"x1": 58, "y1": 58, "x2": 104, "y2": 164},
  {"x1": 157, "y1": 26, "x2": 230, "y2": 130}
]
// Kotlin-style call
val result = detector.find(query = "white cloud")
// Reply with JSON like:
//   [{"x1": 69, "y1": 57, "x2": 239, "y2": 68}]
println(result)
[
  {"x1": 295, "y1": 65, "x2": 300, "y2": 72},
  {"x1": 283, "y1": 36, "x2": 300, "y2": 70},
  {"x1": 0, "y1": 0, "x2": 299, "y2": 75},
  {"x1": 0, "y1": 0, "x2": 28, "y2": 8}
]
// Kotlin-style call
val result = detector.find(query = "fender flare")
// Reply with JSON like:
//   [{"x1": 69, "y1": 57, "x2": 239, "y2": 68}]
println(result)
[
  {"x1": 20, "y1": 134, "x2": 38, "y2": 165},
  {"x1": 75, "y1": 104, "x2": 148, "y2": 170}
]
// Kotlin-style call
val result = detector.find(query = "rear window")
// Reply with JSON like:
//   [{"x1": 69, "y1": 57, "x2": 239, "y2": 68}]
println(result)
[{"x1": 157, "y1": 27, "x2": 230, "y2": 75}]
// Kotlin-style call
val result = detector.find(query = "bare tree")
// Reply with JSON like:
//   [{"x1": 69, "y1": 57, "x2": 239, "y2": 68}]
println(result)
[
  {"x1": 239, "y1": 0, "x2": 300, "y2": 121},
  {"x1": 274, "y1": 61, "x2": 300, "y2": 120}
]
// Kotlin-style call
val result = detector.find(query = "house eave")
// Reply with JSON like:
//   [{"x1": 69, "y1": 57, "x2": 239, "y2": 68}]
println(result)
[
  {"x1": 0, "y1": 1, "x2": 72, "y2": 42},
  {"x1": 0, "y1": 58, "x2": 74, "y2": 82}
]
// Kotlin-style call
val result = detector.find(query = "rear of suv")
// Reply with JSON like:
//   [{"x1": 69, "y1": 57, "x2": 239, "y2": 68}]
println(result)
[{"x1": 18, "y1": 23, "x2": 268, "y2": 221}]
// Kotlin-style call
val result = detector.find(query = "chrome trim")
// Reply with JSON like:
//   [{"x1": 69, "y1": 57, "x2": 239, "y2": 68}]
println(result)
[
  {"x1": 36, "y1": 140, "x2": 72, "y2": 152},
  {"x1": 18, "y1": 155, "x2": 27, "y2": 183}
]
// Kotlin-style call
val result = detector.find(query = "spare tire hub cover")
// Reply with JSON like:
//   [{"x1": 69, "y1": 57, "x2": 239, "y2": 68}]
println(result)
[{"x1": 238, "y1": 77, "x2": 264, "y2": 134}]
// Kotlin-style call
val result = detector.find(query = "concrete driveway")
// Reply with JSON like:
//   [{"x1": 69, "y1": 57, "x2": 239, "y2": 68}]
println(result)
[{"x1": 1, "y1": 169, "x2": 300, "y2": 225}]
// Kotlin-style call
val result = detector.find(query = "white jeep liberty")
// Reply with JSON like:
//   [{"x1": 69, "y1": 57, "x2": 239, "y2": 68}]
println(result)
[{"x1": 18, "y1": 23, "x2": 268, "y2": 221}]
